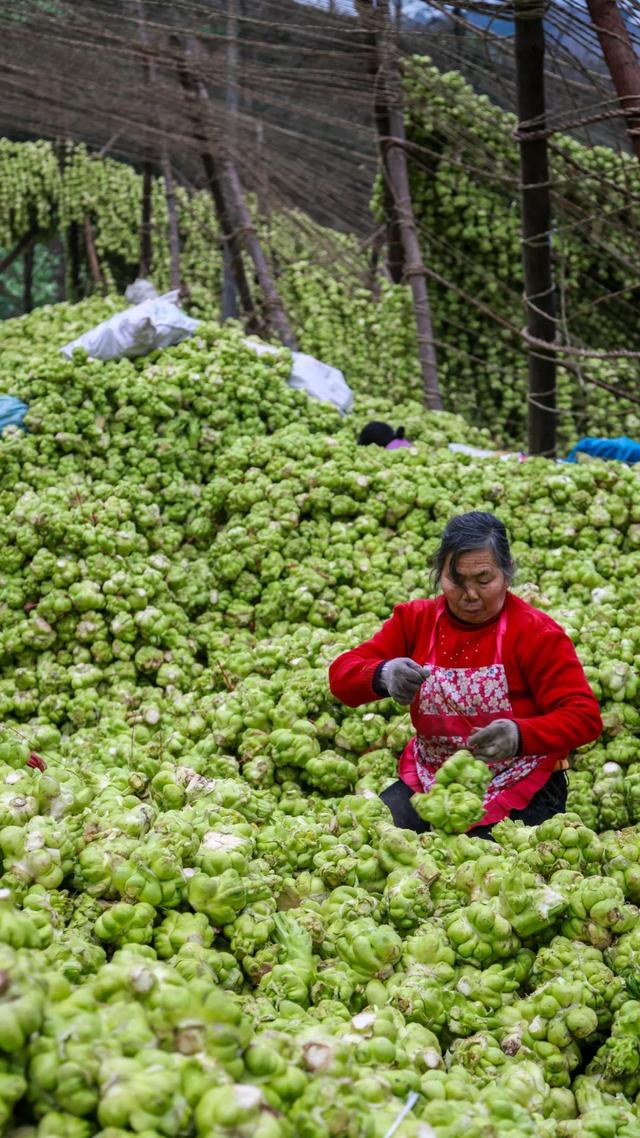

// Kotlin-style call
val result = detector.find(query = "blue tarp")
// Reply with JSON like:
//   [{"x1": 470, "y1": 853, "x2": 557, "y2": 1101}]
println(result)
[
  {"x1": 566, "y1": 436, "x2": 640, "y2": 466},
  {"x1": 0, "y1": 395, "x2": 28, "y2": 434}
]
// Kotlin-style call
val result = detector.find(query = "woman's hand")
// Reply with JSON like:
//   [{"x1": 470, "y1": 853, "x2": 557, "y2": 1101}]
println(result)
[
  {"x1": 468, "y1": 719, "x2": 520, "y2": 762},
  {"x1": 380, "y1": 658, "x2": 427, "y2": 704}
]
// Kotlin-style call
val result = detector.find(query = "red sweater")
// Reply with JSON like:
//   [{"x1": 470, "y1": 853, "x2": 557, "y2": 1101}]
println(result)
[{"x1": 330, "y1": 593, "x2": 602, "y2": 785}]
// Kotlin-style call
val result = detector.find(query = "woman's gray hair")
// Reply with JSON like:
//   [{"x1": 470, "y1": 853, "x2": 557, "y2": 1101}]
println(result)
[{"x1": 432, "y1": 511, "x2": 516, "y2": 587}]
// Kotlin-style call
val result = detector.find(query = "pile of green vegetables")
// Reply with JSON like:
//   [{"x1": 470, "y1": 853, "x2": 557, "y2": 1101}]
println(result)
[{"x1": 2, "y1": 298, "x2": 640, "y2": 1136}]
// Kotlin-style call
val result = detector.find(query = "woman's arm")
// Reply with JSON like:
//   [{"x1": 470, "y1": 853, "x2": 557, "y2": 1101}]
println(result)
[
  {"x1": 329, "y1": 601, "x2": 421, "y2": 708},
  {"x1": 514, "y1": 621, "x2": 603, "y2": 756}
]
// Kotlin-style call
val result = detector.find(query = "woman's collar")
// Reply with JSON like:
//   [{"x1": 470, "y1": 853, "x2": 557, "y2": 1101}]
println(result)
[{"x1": 443, "y1": 597, "x2": 507, "y2": 630}]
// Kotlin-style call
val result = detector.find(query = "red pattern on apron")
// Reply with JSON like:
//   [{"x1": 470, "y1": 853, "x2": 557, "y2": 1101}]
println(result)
[{"x1": 405, "y1": 598, "x2": 553, "y2": 827}]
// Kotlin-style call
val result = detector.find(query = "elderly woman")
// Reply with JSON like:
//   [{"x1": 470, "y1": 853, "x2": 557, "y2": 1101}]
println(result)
[{"x1": 329, "y1": 511, "x2": 602, "y2": 837}]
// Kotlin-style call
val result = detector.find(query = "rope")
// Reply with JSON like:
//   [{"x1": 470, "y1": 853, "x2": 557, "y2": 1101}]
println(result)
[
  {"x1": 521, "y1": 329, "x2": 640, "y2": 360},
  {"x1": 512, "y1": 103, "x2": 640, "y2": 143},
  {"x1": 527, "y1": 393, "x2": 577, "y2": 417}
]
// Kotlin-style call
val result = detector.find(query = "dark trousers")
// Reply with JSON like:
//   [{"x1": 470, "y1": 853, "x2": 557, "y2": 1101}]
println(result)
[{"x1": 380, "y1": 769, "x2": 569, "y2": 840}]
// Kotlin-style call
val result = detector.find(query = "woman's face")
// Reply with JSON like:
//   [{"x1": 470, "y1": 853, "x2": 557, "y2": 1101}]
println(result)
[{"x1": 441, "y1": 548, "x2": 508, "y2": 623}]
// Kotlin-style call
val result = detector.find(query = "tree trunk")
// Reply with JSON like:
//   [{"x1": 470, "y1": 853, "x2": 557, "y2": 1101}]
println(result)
[
  {"x1": 586, "y1": 0, "x2": 640, "y2": 159},
  {"x1": 359, "y1": 0, "x2": 442, "y2": 409},
  {"x1": 22, "y1": 246, "x2": 34, "y2": 314},
  {"x1": 84, "y1": 215, "x2": 105, "y2": 291},
  {"x1": 174, "y1": 36, "x2": 258, "y2": 330},
  {"x1": 161, "y1": 152, "x2": 181, "y2": 290},
  {"x1": 0, "y1": 228, "x2": 37, "y2": 276},
  {"x1": 514, "y1": 0, "x2": 556, "y2": 457},
  {"x1": 139, "y1": 161, "x2": 153, "y2": 279},
  {"x1": 223, "y1": 160, "x2": 298, "y2": 349}
]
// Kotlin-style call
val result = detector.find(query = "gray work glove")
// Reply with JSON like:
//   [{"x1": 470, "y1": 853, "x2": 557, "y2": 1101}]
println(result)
[
  {"x1": 468, "y1": 719, "x2": 520, "y2": 762},
  {"x1": 380, "y1": 658, "x2": 427, "y2": 704}
]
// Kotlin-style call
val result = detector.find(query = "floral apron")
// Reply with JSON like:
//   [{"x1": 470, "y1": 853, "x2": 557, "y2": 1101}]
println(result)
[{"x1": 405, "y1": 597, "x2": 552, "y2": 823}]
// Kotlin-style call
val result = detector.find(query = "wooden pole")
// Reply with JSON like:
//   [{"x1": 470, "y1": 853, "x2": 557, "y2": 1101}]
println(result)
[
  {"x1": 197, "y1": 145, "x2": 256, "y2": 327},
  {"x1": 55, "y1": 140, "x2": 80, "y2": 303},
  {"x1": 53, "y1": 235, "x2": 66, "y2": 302},
  {"x1": 161, "y1": 152, "x2": 181, "y2": 290},
  {"x1": 22, "y1": 246, "x2": 34, "y2": 314},
  {"x1": 377, "y1": 115, "x2": 405, "y2": 282},
  {"x1": 222, "y1": 0, "x2": 240, "y2": 320},
  {"x1": 221, "y1": 242, "x2": 239, "y2": 321},
  {"x1": 225, "y1": 0, "x2": 240, "y2": 136},
  {"x1": 174, "y1": 36, "x2": 258, "y2": 330},
  {"x1": 223, "y1": 160, "x2": 299, "y2": 349},
  {"x1": 359, "y1": 0, "x2": 442, "y2": 410},
  {"x1": 136, "y1": 5, "x2": 184, "y2": 296},
  {"x1": 84, "y1": 215, "x2": 105, "y2": 291},
  {"x1": 586, "y1": 0, "x2": 640, "y2": 160},
  {"x1": 357, "y1": 1, "x2": 404, "y2": 282},
  {"x1": 255, "y1": 122, "x2": 270, "y2": 218},
  {"x1": 514, "y1": 0, "x2": 556, "y2": 457},
  {"x1": 66, "y1": 220, "x2": 81, "y2": 303},
  {"x1": 367, "y1": 228, "x2": 386, "y2": 301},
  {"x1": 384, "y1": 102, "x2": 442, "y2": 410},
  {"x1": 134, "y1": 3, "x2": 156, "y2": 282},
  {"x1": 139, "y1": 161, "x2": 153, "y2": 278}
]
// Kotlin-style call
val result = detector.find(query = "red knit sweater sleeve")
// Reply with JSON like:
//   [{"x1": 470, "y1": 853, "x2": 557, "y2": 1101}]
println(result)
[
  {"x1": 329, "y1": 600, "x2": 431, "y2": 708},
  {"x1": 512, "y1": 609, "x2": 603, "y2": 756}
]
